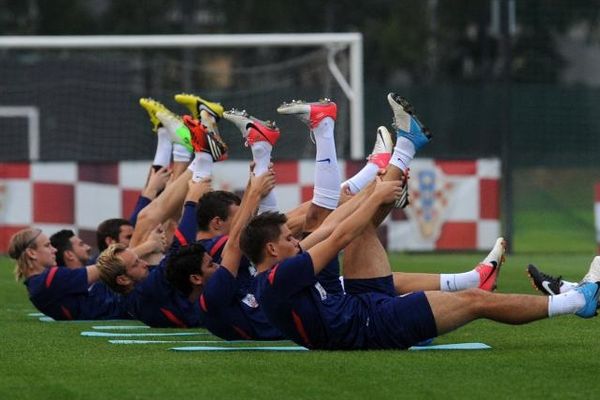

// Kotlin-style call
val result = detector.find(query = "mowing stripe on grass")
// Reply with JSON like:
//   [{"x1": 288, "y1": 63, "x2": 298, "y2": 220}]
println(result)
[
  {"x1": 171, "y1": 346, "x2": 309, "y2": 352},
  {"x1": 81, "y1": 331, "x2": 209, "y2": 337}
]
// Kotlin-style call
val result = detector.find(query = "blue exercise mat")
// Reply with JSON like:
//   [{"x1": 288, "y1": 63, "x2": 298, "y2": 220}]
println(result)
[
  {"x1": 172, "y1": 346, "x2": 309, "y2": 352},
  {"x1": 92, "y1": 325, "x2": 150, "y2": 330},
  {"x1": 171, "y1": 342, "x2": 491, "y2": 352},
  {"x1": 81, "y1": 331, "x2": 209, "y2": 338},
  {"x1": 409, "y1": 343, "x2": 491, "y2": 350},
  {"x1": 109, "y1": 339, "x2": 292, "y2": 344},
  {"x1": 39, "y1": 317, "x2": 128, "y2": 323}
]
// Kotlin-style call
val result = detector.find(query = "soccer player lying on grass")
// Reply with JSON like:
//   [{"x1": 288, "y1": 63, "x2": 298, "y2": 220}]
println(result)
[
  {"x1": 96, "y1": 110, "x2": 227, "y2": 327},
  {"x1": 162, "y1": 98, "x2": 342, "y2": 340},
  {"x1": 50, "y1": 230, "x2": 93, "y2": 269},
  {"x1": 166, "y1": 167, "x2": 283, "y2": 339},
  {"x1": 7, "y1": 228, "x2": 163, "y2": 321},
  {"x1": 527, "y1": 257, "x2": 600, "y2": 296},
  {"x1": 242, "y1": 93, "x2": 600, "y2": 350}
]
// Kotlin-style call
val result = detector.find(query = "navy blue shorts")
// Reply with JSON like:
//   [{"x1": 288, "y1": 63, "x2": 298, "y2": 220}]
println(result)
[
  {"x1": 344, "y1": 275, "x2": 437, "y2": 349},
  {"x1": 344, "y1": 275, "x2": 397, "y2": 296}
]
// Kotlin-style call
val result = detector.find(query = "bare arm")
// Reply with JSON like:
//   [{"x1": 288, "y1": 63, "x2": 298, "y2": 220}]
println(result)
[
  {"x1": 142, "y1": 166, "x2": 171, "y2": 200},
  {"x1": 221, "y1": 171, "x2": 275, "y2": 277},
  {"x1": 131, "y1": 225, "x2": 167, "y2": 258},
  {"x1": 86, "y1": 265, "x2": 100, "y2": 285},
  {"x1": 307, "y1": 179, "x2": 402, "y2": 274},
  {"x1": 130, "y1": 170, "x2": 192, "y2": 247},
  {"x1": 300, "y1": 180, "x2": 376, "y2": 251}
]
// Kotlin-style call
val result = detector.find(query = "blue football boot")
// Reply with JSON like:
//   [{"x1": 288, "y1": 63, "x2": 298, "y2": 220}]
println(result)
[
  {"x1": 387, "y1": 93, "x2": 432, "y2": 150},
  {"x1": 574, "y1": 282, "x2": 600, "y2": 318}
]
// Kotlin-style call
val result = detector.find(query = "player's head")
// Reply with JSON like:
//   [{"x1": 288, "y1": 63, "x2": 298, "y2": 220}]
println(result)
[
  {"x1": 96, "y1": 244, "x2": 149, "y2": 294},
  {"x1": 196, "y1": 190, "x2": 241, "y2": 234},
  {"x1": 8, "y1": 228, "x2": 56, "y2": 280},
  {"x1": 240, "y1": 211, "x2": 299, "y2": 265},
  {"x1": 96, "y1": 218, "x2": 134, "y2": 252},
  {"x1": 165, "y1": 243, "x2": 218, "y2": 297},
  {"x1": 50, "y1": 229, "x2": 92, "y2": 268}
]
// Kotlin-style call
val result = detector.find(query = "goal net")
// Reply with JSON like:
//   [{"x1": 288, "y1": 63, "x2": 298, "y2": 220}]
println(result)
[{"x1": 0, "y1": 34, "x2": 363, "y2": 162}]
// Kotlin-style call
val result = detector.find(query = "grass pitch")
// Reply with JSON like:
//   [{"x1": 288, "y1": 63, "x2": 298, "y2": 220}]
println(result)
[{"x1": 1, "y1": 253, "x2": 598, "y2": 400}]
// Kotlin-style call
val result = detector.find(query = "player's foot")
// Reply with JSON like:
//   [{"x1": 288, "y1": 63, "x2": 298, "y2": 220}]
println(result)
[
  {"x1": 277, "y1": 98, "x2": 337, "y2": 129},
  {"x1": 574, "y1": 281, "x2": 600, "y2": 319},
  {"x1": 182, "y1": 115, "x2": 228, "y2": 161},
  {"x1": 368, "y1": 126, "x2": 393, "y2": 168},
  {"x1": 155, "y1": 110, "x2": 193, "y2": 152},
  {"x1": 526, "y1": 264, "x2": 562, "y2": 295},
  {"x1": 582, "y1": 256, "x2": 600, "y2": 283},
  {"x1": 475, "y1": 237, "x2": 507, "y2": 291},
  {"x1": 223, "y1": 108, "x2": 281, "y2": 146},
  {"x1": 387, "y1": 93, "x2": 432, "y2": 150},
  {"x1": 139, "y1": 97, "x2": 169, "y2": 133},
  {"x1": 174, "y1": 93, "x2": 224, "y2": 120}
]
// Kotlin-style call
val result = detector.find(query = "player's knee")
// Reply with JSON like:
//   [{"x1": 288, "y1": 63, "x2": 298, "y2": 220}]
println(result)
[
  {"x1": 458, "y1": 288, "x2": 490, "y2": 313},
  {"x1": 136, "y1": 206, "x2": 156, "y2": 226}
]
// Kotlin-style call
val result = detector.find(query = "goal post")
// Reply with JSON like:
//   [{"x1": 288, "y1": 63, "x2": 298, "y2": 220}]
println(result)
[
  {"x1": 0, "y1": 106, "x2": 39, "y2": 161},
  {"x1": 0, "y1": 33, "x2": 364, "y2": 159}
]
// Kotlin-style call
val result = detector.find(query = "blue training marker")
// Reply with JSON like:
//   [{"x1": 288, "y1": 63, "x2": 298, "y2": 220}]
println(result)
[
  {"x1": 171, "y1": 346, "x2": 309, "y2": 352},
  {"x1": 81, "y1": 331, "x2": 209, "y2": 337},
  {"x1": 92, "y1": 325, "x2": 150, "y2": 330},
  {"x1": 409, "y1": 343, "x2": 491, "y2": 351},
  {"x1": 109, "y1": 339, "x2": 292, "y2": 344},
  {"x1": 170, "y1": 343, "x2": 490, "y2": 352}
]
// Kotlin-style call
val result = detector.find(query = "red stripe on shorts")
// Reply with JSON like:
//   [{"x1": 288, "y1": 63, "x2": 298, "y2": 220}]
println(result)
[{"x1": 291, "y1": 310, "x2": 312, "y2": 348}]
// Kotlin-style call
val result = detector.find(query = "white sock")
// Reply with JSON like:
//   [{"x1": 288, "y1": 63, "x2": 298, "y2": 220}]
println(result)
[
  {"x1": 547, "y1": 290, "x2": 586, "y2": 317},
  {"x1": 389, "y1": 137, "x2": 416, "y2": 171},
  {"x1": 251, "y1": 141, "x2": 272, "y2": 175},
  {"x1": 342, "y1": 162, "x2": 379, "y2": 194},
  {"x1": 153, "y1": 127, "x2": 172, "y2": 167},
  {"x1": 440, "y1": 271, "x2": 480, "y2": 292},
  {"x1": 188, "y1": 152, "x2": 213, "y2": 182},
  {"x1": 560, "y1": 280, "x2": 578, "y2": 294},
  {"x1": 312, "y1": 118, "x2": 340, "y2": 209},
  {"x1": 251, "y1": 141, "x2": 278, "y2": 214},
  {"x1": 172, "y1": 143, "x2": 192, "y2": 163}
]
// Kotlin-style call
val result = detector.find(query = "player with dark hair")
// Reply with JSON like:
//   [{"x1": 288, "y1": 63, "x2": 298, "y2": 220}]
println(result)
[
  {"x1": 196, "y1": 191, "x2": 241, "y2": 236},
  {"x1": 96, "y1": 219, "x2": 134, "y2": 254},
  {"x1": 8, "y1": 228, "x2": 133, "y2": 320},
  {"x1": 166, "y1": 169, "x2": 281, "y2": 339},
  {"x1": 244, "y1": 93, "x2": 600, "y2": 350},
  {"x1": 50, "y1": 229, "x2": 92, "y2": 268},
  {"x1": 96, "y1": 105, "x2": 223, "y2": 327}
]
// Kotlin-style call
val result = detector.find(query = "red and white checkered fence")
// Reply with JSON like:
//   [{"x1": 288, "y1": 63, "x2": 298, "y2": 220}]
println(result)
[{"x1": 0, "y1": 159, "x2": 500, "y2": 253}]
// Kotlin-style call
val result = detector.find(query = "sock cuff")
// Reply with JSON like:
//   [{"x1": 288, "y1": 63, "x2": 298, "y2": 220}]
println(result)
[
  {"x1": 312, "y1": 187, "x2": 340, "y2": 210},
  {"x1": 173, "y1": 143, "x2": 192, "y2": 162}
]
